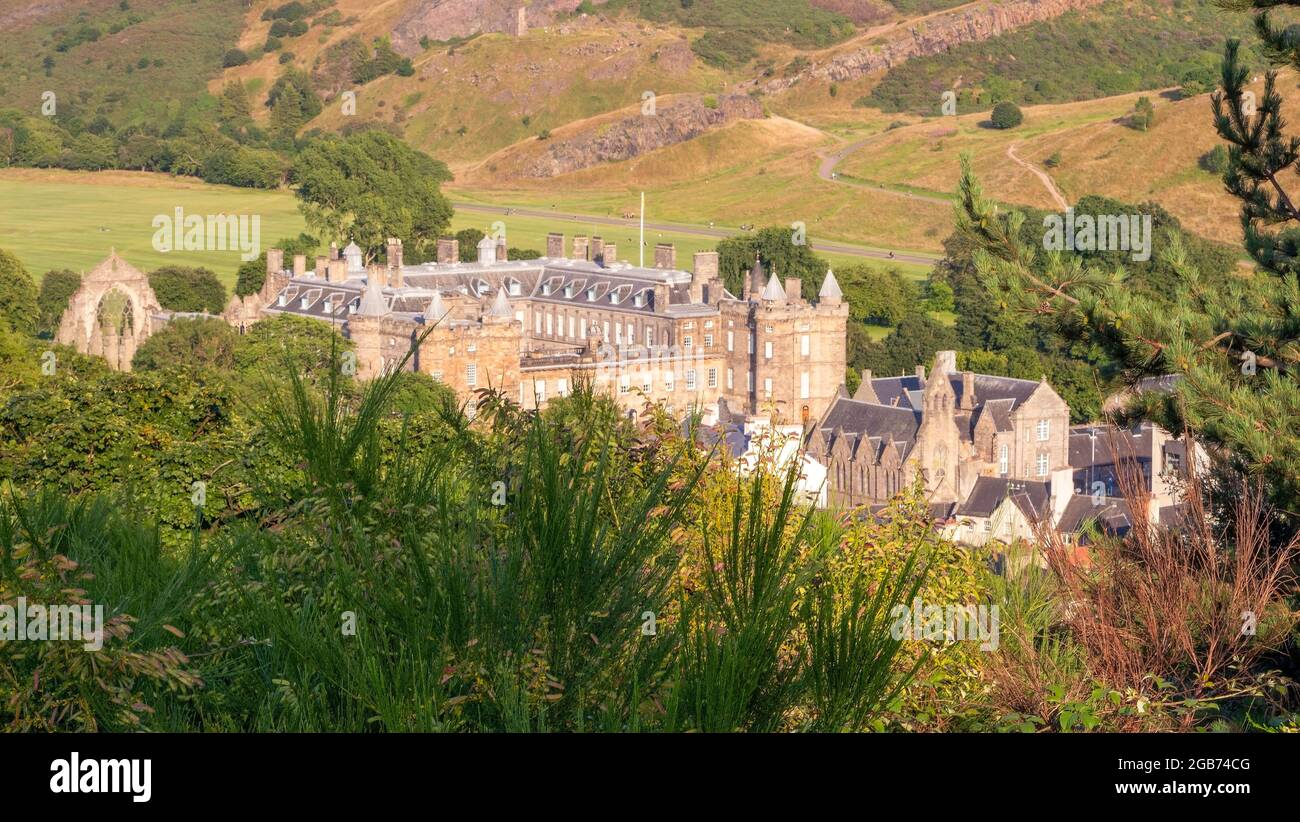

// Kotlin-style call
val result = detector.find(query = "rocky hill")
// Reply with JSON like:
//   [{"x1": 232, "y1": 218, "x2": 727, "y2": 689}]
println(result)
[
  {"x1": 762, "y1": 0, "x2": 1107, "y2": 92},
  {"x1": 520, "y1": 93, "x2": 763, "y2": 178},
  {"x1": 390, "y1": 0, "x2": 610, "y2": 55}
]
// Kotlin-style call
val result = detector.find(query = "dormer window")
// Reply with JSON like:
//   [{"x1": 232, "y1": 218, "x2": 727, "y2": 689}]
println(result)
[
  {"x1": 633, "y1": 292, "x2": 646, "y2": 308},
  {"x1": 300, "y1": 296, "x2": 311, "y2": 309},
  {"x1": 277, "y1": 294, "x2": 287, "y2": 307},
  {"x1": 348, "y1": 299, "x2": 358, "y2": 314},
  {"x1": 542, "y1": 283, "x2": 553, "y2": 296},
  {"x1": 564, "y1": 284, "x2": 574, "y2": 298},
  {"x1": 587, "y1": 287, "x2": 596, "y2": 302},
  {"x1": 509, "y1": 279, "x2": 522, "y2": 296}
]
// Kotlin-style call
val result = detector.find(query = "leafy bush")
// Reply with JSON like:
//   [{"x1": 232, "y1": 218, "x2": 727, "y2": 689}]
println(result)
[{"x1": 990, "y1": 101, "x2": 1023, "y2": 129}]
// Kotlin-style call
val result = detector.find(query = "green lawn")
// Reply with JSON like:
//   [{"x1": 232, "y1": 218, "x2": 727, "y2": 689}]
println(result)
[
  {"x1": 0, "y1": 170, "x2": 932, "y2": 292},
  {"x1": 0, "y1": 170, "x2": 308, "y2": 288}
]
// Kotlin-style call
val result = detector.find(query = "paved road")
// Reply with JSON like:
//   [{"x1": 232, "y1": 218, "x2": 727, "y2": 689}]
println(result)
[
  {"x1": 816, "y1": 136, "x2": 952, "y2": 207},
  {"x1": 452, "y1": 201, "x2": 940, "y2": 266}
]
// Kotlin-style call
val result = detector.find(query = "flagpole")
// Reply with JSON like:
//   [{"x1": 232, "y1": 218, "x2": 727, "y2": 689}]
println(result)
[{"x1": 639, "y1": 191, "x2": 645, "y2": 268}]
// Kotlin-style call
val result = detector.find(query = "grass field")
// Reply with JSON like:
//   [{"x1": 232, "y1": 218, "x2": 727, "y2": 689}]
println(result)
[
  {"x1": 0, "y1": 169, "x2": 308, "y2": 287},
  {"x1": 0, "y1": 169, "x2": 929, "y2": 292}
]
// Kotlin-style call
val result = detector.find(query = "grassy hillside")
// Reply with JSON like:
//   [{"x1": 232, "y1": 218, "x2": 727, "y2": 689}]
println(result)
[
  {"x1": 0, "y1": 0, "x2": 246, "y2": 129},
  {"x1": 864, "y1": 0, "x2": 1255, "y2": 114}
]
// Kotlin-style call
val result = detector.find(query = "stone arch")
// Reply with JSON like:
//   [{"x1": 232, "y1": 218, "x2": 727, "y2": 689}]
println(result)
[{"x1": 55, "y1": 250, "x2": 162, "y2": 372}]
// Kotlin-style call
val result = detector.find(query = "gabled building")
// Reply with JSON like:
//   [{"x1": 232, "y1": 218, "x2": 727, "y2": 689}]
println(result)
[{"x1": 229, "y1": 231, "x2": 848, "y2": 423}]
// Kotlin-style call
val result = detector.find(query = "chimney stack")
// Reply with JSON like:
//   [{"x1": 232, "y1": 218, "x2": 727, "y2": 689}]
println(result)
[
  {"x1": 654, "y1": 243, "x2": 676, "y2": 269},
  {"x1": 496, "y1": 234, "x2": 508, "y2": 262},
  {"x1": 436, "y1": 237, "x2": 459, "y2": 264},
  {"x1": 784, "y1": 278, "x2": 801, "y2": 302},
  {"x1": 386, "y1": 237, "x2": 403, "y2": 271},
  {"x1": 367, "y1": 264, "x2": 388, "y2": 288},
  {"x1": 327, "y1": 258, "x2": 347, "y2": 283},
  {"x1": 572, "y1": 235, "x2": 589, "y2": 261},
  {"x1": 915, "y1": 364, "x2": 926, "y2": 384},
  {"x1": 293, "y1": 254, "x2": 307, "y2": 278},
  {"x1": 329, "y1": 242, "x2": 339, "y2": 261},
  {"x1": 603, "y1": 242, "x2": 616, "y2": 264},
  {"x1": 961, "y1": 371, "x2": 976, "y2": 411},
  {"x1": 590, "y1": 236, "x2": 604, "y2": 265},
  {"x1": 314, "y1": 255, "x2": 327, "y2": 278},
  {"x1": 547, "y1": 232, "x2": 564, "y2": 258},
  {"x1": 267, "y1": 248, "x2": 284, "y2": 276}
]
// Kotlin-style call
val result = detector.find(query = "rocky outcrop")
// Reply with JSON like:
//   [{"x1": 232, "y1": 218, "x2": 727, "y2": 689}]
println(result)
[
  {"x1": 391, "y1": 0, "x2": 609, "y2": 56},
  {"x1": 763, "y1": 0, "x2": 1107, "y2": 92},
  {"x1": 523, "y1": 94, "x2": 763, "y2": 178}
]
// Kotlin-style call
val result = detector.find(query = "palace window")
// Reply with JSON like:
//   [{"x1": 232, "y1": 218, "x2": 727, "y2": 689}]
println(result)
[
  {"x1": 1037, "y1": 452, "x2": 1049, "y2": 476},
  {"x1": 764, "y1": 377, "x2": 772, "y2": 397},
  {"x1": 726, "y1": 331, "x2": 734, "y2": 352},
  {"x1": 707, "y1": 368, "x2": 717, "y2": 388},
  {"x1": 466, "y1": 363, "x2": 477, "y2": 387},
  {"x1": 801, "y1": 335, "x2": 810, "y2": 357},
  {"x1": 704, "y1": 334, "x2": 713, "y2": 348},
  {"x1": 1037, "y1": 419, "x2": 1050, "y2": 441},
  {"x1": 999, "y1": 444, "x2": 1008, "y2": 476},
  {"x1": 727, "y1": 368, "x2": 734, "y2": 390},
  {"x1": 764, "y1": 341, "x2": 773, "y2": 360},
  {"x1": 686, "y1": 370, "x2": 697, "y2": 390},
  {"x1": 800, "y1": 371, "x2": 810, "y2": 399}
]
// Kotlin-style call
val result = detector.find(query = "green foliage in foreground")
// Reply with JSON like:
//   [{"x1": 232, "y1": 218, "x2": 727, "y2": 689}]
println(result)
[{"x1": 0, "y1": 341, "x2": 932, "y2": 730}]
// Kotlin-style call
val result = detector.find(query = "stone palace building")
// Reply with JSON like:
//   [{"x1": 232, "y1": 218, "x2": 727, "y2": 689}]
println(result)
[{"x1": 225, "y1": 231, "x2": 850, "y2": 422}]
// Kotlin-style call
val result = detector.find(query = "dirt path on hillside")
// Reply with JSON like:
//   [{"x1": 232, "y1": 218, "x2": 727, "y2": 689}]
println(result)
[{"x1": 1006, "y1": 142, "x2": 1069, "y2": 209}]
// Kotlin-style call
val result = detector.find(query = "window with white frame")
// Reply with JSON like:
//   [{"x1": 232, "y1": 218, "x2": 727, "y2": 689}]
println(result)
[
  {"x1": 684, "y1": 335, "x2": 693, "y2": 348},
  {"x1": 1036, "y1": 452, "x2": 1048, "y2": 476},
  {"x1": 546, "y1": 313, "x2": 553, "y2": 336},
  {"x1": 727, "y1": 368, "x2": 734, "y2": 390},
  {"x1": 707, "y1": 368, "x2": 717, "y2": 388},
  {"x1": 466, "y1": 363, "x2": 477, "y2": 387},
  {"x1": 557, "y1": 378, "x2": 568, "y2": 397},
  {"x1": 800, "y1": 335, "x2": 810, "y2": 357},
  {"x1": 646, "y1": 327, "x2": 653, "y2": 347},
  {"x1": 686, "y1": 370, "x2": 697, "y2": 390},
  {"x1": 764, "y1": 341, "x2": 773, "y2": 360},
  {"x1": 619, "y1": 375, "x2": 630, "y2": 394},
  {"x1": 764, "y1": 377, "x2": 772, "y2": 397},
  {"x1": 726, "y1": 330, "x2": 734, "y2": 351},
  {"x1": 999, "y1": 444, "x2": 1008, "y2": 475},
  {"x1": 1037, "y1": 419, "x2": 1049, "y2": 441},
  {"x1": 800, "y1": 371, "x2": 810, "y2": 399},
  {"x1": 704, "y1": 334, "x2": 713, "y2": 348}
]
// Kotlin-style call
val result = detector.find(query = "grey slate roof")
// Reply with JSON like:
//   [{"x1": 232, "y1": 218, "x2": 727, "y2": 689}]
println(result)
[{"x1": 957, "y1": 477, "x2": 1050, "y2": 519}]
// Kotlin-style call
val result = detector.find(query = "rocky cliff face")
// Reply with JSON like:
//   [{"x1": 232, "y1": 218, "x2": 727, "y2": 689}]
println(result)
[
  {"x1": 763, "y1": 0, "x2": 1107, "y2": 92},
  {"x1": 391, "y1": 0, "x2": 607, "y2": 56},
  {"x1": 523, "y1": 94, "x2": 763, "y2": 178}
]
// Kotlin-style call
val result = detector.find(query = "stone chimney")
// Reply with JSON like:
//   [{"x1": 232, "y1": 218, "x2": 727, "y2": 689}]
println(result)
[
  {"x1": 654, "y1": 243, "x2": 676, "y2": 269},
  {"x1": 314, "y1": 255, "x2": 327, "y2": 278},
  {"x1": 915, "y1": 364, "x2": 926, "y2": 384},
  {"x1": 547, "y1": 232, "x2": 564, "y2": 258},
  {"x1": 691, "y1": 251, "x2": 718, "y2": 304},
  {"x1": 436, "y1": 237, "x2": 459, "y2": 264},
  {"x1": 496, "y1": 234, "x2": 508, "y2": 262},
  {"x1": 960, "y1": 370, "x2": 976, "y2": 411},
  {"x1": 329, "y1": 241, "x2": 339, "y2": 261},
  {"x1": 386, "y1": 237, "x2": 403, "y2": 271},
  {"x1": 326, "y1": 258, "x2": 347, "y2": 283},
  {"x1": 784, "y1": 278, "x2": 801, "y2": 303},
  {"x1": 572, "y1": 235, "x2": 589, "y2": 261},
  {"x1": 367, "y1": 263, "x2": 388, "y2": 288},
  {"x1": 591, "y1": 236, "x2": 604, "y2": 265},
  {"x1": 267, "y1": 248, "x2": 284, "y2": 276},
  {"x1": 652, "y1": 283, "x2": 670, "y2": 312},
  {"x1": 293, "y1": 254, "x2": 307, "y2": 278},
  {"x1": 603, "y1": 242, "x2": 616, "y2": 264}
]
